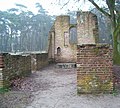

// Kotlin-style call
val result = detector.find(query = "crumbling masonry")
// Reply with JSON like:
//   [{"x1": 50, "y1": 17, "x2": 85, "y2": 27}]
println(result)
[
  {"x1": 48, "y1": 11, "x2": 113, "y2": 93},
  {"x1": 48, "y1": 11, "x2": 98, "y2": 63}
]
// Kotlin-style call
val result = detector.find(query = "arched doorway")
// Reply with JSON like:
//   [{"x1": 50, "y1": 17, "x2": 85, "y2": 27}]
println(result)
[{"x1": 57, "y1": 47, "x2": 61, "y2": 56}]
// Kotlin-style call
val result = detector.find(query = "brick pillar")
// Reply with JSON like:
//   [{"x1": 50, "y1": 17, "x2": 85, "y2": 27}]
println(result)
[{"x1": 77, "y1": 44, "x2": 113, "y2": 93}]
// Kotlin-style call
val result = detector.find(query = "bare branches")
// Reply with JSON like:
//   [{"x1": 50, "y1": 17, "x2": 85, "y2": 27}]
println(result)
[
  {"x1": 88, "y1": 0, "x2": 111, "y2": 18},
  {"x1": 60, "y1": 0, "x2": 81, "y2": 9},
  {"x1": 61, "y1": 0, "x2": 71, "y2": 9}
]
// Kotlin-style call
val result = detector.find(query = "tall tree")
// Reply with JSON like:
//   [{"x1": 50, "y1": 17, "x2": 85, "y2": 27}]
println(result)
[
  {"x1": 0, "y1": 3, "x2": 54, "y2": 53},
  {"x1": 86, "y1": 0, "x2": 120, "y2": 64}
]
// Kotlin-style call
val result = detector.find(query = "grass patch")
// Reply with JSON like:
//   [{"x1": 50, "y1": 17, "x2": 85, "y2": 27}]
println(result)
[{"x1": 0, "y1": 87, "x2": 10, "y2": 94}]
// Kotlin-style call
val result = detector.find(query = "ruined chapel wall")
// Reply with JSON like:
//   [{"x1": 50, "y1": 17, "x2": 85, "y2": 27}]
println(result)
[
  {"x1": 48, "y1": 11, "x2": 99, "y2": 63},
  {"x1": 77, "y1": 12, "x2": 99, "y2": 45},
  {"x1": 54, "y1": 16, "x2": 77, "y2": 62},
  {"x1": 54, "y1": 15, "x2": 70, "y2": 51}
]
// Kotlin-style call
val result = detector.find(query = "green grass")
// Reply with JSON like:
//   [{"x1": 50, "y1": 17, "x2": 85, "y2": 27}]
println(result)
[{"x1": 0, "y1": 87, "x2": 10, "y2": 94}]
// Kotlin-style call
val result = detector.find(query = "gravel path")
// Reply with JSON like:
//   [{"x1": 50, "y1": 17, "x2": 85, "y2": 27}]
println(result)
[{"x1": 0, "y1": 65, "x2": 120, "y2": 108}]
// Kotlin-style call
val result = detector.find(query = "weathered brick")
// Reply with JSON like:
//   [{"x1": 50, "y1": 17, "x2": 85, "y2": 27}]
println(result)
[{"x1": 77, "y1": 44, "x2": 113, "y2": 93}]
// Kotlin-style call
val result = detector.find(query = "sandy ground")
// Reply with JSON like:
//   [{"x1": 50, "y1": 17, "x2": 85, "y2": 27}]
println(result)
[{"x1": 0, "y1": 65, "x2": 120, "y2": 108}]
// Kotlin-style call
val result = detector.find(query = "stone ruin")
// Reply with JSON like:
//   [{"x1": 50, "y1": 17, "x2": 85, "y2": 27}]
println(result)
[
  {"x1": 48, "y1": 11, "x2": 113, "y2": 93},
  {"x1": 48, "y1": 11, "x2": 98, "y2": 63}
]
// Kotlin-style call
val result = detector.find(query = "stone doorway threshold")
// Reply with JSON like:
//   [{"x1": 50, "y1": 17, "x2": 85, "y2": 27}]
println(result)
[{"x1": 55, "y1": 63, "x2": 76, "y2": 69}]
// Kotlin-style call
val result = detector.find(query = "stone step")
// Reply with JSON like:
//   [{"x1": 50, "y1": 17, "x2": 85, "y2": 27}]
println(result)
[{"x1": 55, "y1": 63, "x2": 76, "y2": 69}]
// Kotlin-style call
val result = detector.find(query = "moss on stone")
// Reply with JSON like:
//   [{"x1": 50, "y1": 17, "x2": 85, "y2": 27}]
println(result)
[{"x1": 77, "y1": 75, "x2": 113, "y2": 93}]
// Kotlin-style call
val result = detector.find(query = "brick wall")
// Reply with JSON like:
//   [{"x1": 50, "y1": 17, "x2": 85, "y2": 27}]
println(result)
[
  {"x1": 0, "y1": 53, "x2": 31, "y2": 88},
  {"x1": 77, "y1": 44, "x2": 113, "y2": 93}
]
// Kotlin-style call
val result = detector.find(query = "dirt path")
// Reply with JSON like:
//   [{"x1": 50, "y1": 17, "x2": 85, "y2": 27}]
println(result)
[{"x1": 1, "y1": 65, "x2": 120, "y2": 108}]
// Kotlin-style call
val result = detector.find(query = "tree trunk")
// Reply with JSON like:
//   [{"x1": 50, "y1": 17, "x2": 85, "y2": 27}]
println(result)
[{"x1": 112, "y1": 25, "x2": 120, "y2": 65}]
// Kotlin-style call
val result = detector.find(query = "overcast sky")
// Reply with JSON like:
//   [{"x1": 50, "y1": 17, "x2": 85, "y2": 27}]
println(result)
[{"x1": 0, "y1": 0, "x2": 105, "y2": 15}]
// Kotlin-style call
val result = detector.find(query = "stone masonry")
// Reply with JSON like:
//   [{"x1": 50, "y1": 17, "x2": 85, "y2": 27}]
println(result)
[
  {"x1": 77, "y1": 12, "x2": 99, "y2": 44},
  {"x1": 77, "y1": 44, "x2": 113, "y2": 93},
  {"x1": 48, "y1": 11, "x2": 113, "y2": 93},
  {"x1": 0, "y1": 52, "x2": 49, "y2": 88},
  {"x1": 30, "y1": 52, "x2": 48, "y2": 71},
  {"x1": 35, "y1": 53, "x2": 48, "y2": 70},
  {"x1": 48, "y1": 15, "x2": 77, "y2": 63},
  {"x1": 48, "y1": 11, "x2": 99, "y2": 63},
  {"x1": 0, "y1": 53, "x2": 31, "y2": 88}
]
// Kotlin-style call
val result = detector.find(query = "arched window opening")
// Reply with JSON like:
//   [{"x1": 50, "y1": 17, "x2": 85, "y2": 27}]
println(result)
[{"x1": 69, "y1": 27, "x2": 77, "y2": 44}]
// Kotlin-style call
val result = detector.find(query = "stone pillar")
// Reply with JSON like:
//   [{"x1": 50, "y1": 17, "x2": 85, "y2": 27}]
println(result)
[
  {"x1": 77, "y1": 11, "x2": 99, "y2": 45},
  {"x1": 77, "y1": 44, "x2": 113, "y2": 93},
  {"x1": 51, "y1": 32, "x2": 55, "y2": 59},
  {"x1": 48, "y1": 31, "x2": 55, "y2": 62}
]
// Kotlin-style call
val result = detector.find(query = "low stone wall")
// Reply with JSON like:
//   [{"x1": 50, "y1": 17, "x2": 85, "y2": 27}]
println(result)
[
  {"x1": 31, "y1": 53, "x2": 48, "y2": 71},
  {"x1": 77, "y1": 44, "x2": 113, "y2": 93},
  {"x1": 0, "y1": 53, "x2": 31, "y2": 88},
  {"x1": 0, "y1": 52, "x2": 48, "y2": 88},
  {"x1": 36, "y1": 53, "x2": 48, "y2": 70}
]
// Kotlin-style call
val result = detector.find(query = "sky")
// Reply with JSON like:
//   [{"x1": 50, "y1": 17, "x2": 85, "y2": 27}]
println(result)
[{"x1": 0, "y1": 0, "x2": 94, "y2": 15}]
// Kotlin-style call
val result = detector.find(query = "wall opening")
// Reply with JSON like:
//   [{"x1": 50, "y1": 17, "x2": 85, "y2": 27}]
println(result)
[
  {"x1": 64, "y1": 32, "x2": 69, "y2": 46},
  {"x1": 57, "y1": 47, "x2": 61, "y2": 56},
  {"x1": 69, "y1": 27, "x2": 77, "y2": 44}
]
